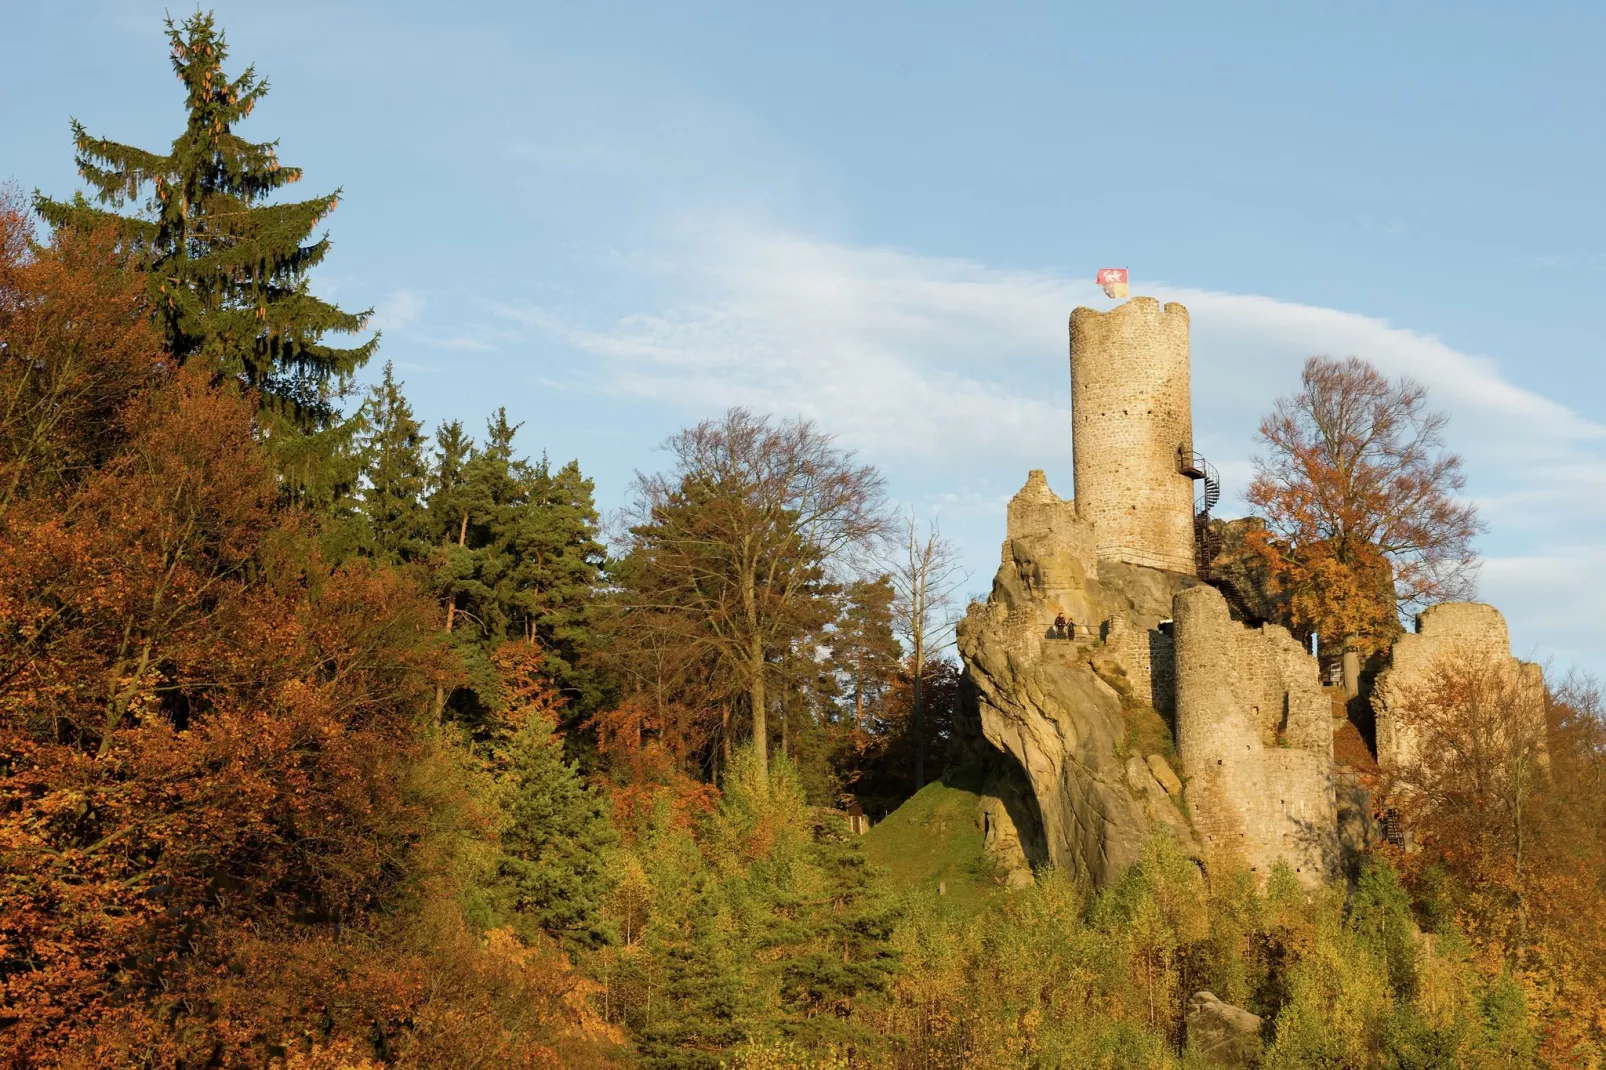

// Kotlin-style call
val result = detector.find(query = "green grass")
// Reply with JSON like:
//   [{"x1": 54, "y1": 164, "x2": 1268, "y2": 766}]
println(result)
[{"x1": 861, "y1": 768, "x2": 1005, "y2": 915}]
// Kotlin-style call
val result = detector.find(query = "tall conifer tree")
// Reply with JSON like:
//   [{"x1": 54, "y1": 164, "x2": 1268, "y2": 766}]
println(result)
[
  {"x1": 496, "y1": 708, "x2": 617, "y2": 949},
  {"x1": 425, "y1": 411, "x2": 606, "y2": 723},
  {"x1": 510, "y1": 457, "x2": 607, "y2": 710},
  {"x1": 831, "y1": 577, "x2": 901, "y2": 732},
  {"x1": 356, "y1": 362, "x2": 430, "y2": 563},
  {"x1": 35, "y1": 12, "x2": 374, "y2": 428}
]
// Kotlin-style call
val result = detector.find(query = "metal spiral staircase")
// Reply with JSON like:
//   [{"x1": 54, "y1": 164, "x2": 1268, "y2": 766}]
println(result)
[
  {"x1": 1179, "y1": 446, "x2": 1260, "y2": 623},
  {"x1": 1177, "y1": 447, "x2": 1220, "y2": 573}
]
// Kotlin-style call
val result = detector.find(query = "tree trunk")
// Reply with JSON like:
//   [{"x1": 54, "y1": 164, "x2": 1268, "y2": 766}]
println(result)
[
  {"x1": 912, "y1": 628, "x2": 926, "y2": 789},
  {"x1": 855, "y1": 650, "x2": 864, "y2": 731},
  {"x1": 433, "y1": 510, "x2": 471, "y2": 724},
  {"x1": 721, "y1": 705, "x2": 732, "y2": 771},
  {"x1": 913, "y1": 662, "x2": 925, "y2": 790},
  {"x1": 749, "y1": 630, "x2": 768, "y2": 780}
]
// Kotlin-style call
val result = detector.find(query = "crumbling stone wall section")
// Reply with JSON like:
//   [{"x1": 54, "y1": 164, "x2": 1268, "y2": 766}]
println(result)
[
  {"x1": 1373, "y1": 602, "x2": 1545, "y2": 771},
  {"x1": 1174, "y1": 586, "x2": 1337, "y2": 884},
  {"x1": 1070, "y1": 297, "x2": 1196, "y2": 574},
  {"x1": 1103, "y1": 615, "x2": 1177, "y2": 716}
]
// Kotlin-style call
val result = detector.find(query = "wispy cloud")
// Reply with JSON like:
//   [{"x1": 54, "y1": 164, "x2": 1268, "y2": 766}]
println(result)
[
  {"x1": 371, "y1": 288, "x2": 424, "y2": 334},
  {"x1": 489, "y1": 219, "x2": 1606, "y2": 676}
]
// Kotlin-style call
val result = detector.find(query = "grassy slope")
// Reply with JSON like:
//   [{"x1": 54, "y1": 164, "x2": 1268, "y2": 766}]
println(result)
[{"x1": 860, "y1": 768, "x2": 1003, "y2": 915}]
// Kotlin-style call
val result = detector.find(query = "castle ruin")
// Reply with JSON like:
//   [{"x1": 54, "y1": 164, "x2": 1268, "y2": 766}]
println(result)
[{"x1": 957, "y1": 295, "x2": 1538, "y2": 889}]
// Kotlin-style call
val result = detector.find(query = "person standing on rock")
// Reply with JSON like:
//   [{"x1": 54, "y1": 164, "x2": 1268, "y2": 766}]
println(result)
[{"x1": 1053, "y1": 612, "x2": 1069, "y2": 640}]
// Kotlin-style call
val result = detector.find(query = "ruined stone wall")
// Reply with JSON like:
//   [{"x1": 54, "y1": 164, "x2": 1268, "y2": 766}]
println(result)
[
  {"x1": 1374, "y1": 602, "x2": 1545, "y2": 771},
  {"x1": 1174, "y1": 585, "x2": 1337, "y2": 884},
  {"x1": 1104, "y1": 615, "x2": 1176, "y2": 716},
  {"x1": 1070, "y1": 297, "x2": 1196, "y2": 574}
]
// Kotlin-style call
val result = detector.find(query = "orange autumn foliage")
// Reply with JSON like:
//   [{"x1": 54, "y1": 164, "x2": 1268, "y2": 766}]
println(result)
[
  {"x1": 0, "y1": 197, "x2": 623, "y2": 1065},
  {"x1": 0, "y1": 189, "x2": 167, "y2": 507},
  {"x1": 1247, "y1": 355, "x2": 1482, "y2": 653},
  {"x1": 589, "y1": 696, "x2": 719, "y2": 840},
  {"x1": 1393, "y1": 672, "x2": 1606, "y2": 1064}
]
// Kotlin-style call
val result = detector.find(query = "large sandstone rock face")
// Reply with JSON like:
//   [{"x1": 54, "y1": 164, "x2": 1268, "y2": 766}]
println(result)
[
  {"x1": 958, "y1": 471, "x2": 1341, "y2": 889},
  {"x1": 957, "y1": 472, "x2": 1200, "y2": 885}
]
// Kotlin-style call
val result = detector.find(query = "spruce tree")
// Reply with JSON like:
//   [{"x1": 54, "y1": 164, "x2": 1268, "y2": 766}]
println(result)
[
  {"x1": 637, "y1": 879, "x2": 761, "y2": 1070},
  {"x1": 426, "y1": 419, "x2": 495, "y2": 721},
  {"x1": 425, "y1": 410, "x2": 606, "y2": 722},
  {"x1": 355, "y1": 362, "x2": 430, "y2": 564},
  {"x1": 509, "y1": 456, "x2": 607, "y2": 711},
  {"x1": 776, "y1": 812, "x2": 900, "y2": 1044},
  {"x1": 496, "y1": 709, "x2": 617, "y2": 948},
  {"x1": 34, "y1": 12, "x2": 374, "y2": 427}
]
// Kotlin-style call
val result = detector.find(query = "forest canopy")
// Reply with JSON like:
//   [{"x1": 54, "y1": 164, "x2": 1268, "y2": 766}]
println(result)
[{"x1": 2, "y1": 12, "x2": 1604, "y2": 1070}]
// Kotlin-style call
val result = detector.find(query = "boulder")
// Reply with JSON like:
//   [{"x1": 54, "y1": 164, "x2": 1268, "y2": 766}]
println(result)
[
  {"x1": 1146, "y1": 753, "x2": 1183, "y2": 796},
  {"x1": 1186, "y1": 991, "x2": 1264, "y2": 1068},
  {"x1": 977, "y1": 792, "x2": 1036, "y2": 888}
]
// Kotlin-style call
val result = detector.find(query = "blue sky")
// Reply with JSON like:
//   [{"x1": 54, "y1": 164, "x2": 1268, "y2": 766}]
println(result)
[{"x1": 5, "y1": 1, "x2": 1604, "y2": 676}]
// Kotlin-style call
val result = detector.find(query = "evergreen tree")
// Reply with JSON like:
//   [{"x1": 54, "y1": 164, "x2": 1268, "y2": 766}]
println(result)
[
  {"x1": 637, "y1": 875, "x2": 762, "y2": 1070},
  {"x1": 447, "y1": 410, "x2": 529, "y2": 713},
  {"x1": 496, "y1": 707, "x2": 617, "y2": 949},
  {"x1": 776, "y1": 811, "x2": 901, "y2": 1045},
  {"x1": 355, "y1": 362, "x2": 430, "y2": 564},
  {"x1": 35, "y1": 12, "x2": 375, "y2": 428},
  {"x1": 424, "y1": 410, "x2": 605, "y2": 723},
  {"x1": 426, "y1": 419, "x2": 494, "y2": 720},
  {"x1": 830, "y1": 577, "x2": 901, "y2": 732},
  {"x1": 508, "y1": 456, "x2": 608, "y2": 712}
]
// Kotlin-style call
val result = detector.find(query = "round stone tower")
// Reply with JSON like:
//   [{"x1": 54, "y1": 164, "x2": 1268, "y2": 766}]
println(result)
[{"x1": 1069, "y1": 297, "x2": 1196, "y2": 572}]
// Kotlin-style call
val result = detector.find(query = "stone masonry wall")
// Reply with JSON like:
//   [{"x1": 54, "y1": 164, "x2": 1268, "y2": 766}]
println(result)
[
  {"x1": 1104, "y1": 615, "x2": 1177, "y2": 716},
  {"x1": 1070, "y1": 297, "x2": 1196, "y2": 574},
  {"x1": 1174, "y1": 585, "x2": 1337, "y2": 884},
  {"x1": 1373, "y1": 602, "x2": 1545, "y2": 771}
]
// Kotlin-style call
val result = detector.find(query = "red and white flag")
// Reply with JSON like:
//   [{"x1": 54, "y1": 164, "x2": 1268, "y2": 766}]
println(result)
[{"x1": 1096, "y1": 267, "x2": 1128, "y2": 299}]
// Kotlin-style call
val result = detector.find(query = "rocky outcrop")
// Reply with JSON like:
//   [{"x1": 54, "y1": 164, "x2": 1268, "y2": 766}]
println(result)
[
  {"x1": 1198, "y1": 517, "x2": 1283, "y2": 626},
  {"x1": 1186, "y1": 991, "x2": 1264, "y2": 1067},
  {"x1": 957, "y1": 472, "x2": 1200, "y2": 886}
]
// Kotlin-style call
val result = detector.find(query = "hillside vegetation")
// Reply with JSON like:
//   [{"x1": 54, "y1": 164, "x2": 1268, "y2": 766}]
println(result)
[{"x1": 3, "y1": 13, "x2": 1606, "y2": 1068}]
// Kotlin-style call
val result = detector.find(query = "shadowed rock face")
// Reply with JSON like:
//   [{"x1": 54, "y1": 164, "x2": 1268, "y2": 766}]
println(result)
[{"x1": 957, "y1": 472, "x2": 1200, "y2": 886}]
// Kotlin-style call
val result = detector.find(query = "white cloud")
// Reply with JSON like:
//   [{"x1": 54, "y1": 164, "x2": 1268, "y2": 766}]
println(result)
[
  {"x1": 372, "y1": 288, "x2": 424, "y2": 334},
  {"x1": 502, "y1": 219, "x2": 1606, "y2": 677}
]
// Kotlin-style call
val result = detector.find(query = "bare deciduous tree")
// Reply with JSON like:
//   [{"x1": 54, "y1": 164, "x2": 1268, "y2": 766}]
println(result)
[
  {"x1": 624, "y1": 408, "x2": 888, "y2": 779},
  {"x1": 1248, "y1": 356, "x2": 1483, "y2": 650},
  {"x1": 887, "y1": 512, "x2": 967, "y2": 789}
]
